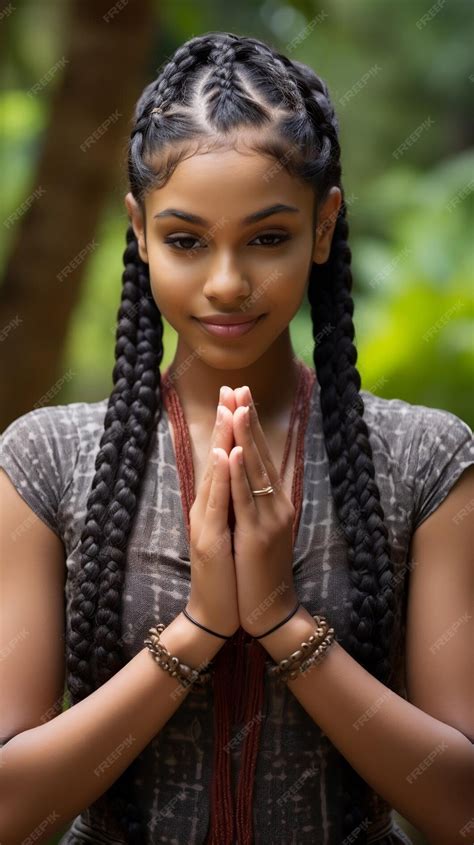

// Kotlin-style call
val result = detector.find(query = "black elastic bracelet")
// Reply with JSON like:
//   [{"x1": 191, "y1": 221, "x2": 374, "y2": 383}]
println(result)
[
  {"x1": 253, "y1": 601, "x2": 301, "y2": 639},
  {"x1": 182, "y1": 607, "x2": 233, "y2": 640}
]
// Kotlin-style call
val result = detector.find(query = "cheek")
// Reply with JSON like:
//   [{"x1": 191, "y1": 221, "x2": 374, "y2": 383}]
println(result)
[
  {"x1": 266, "y1": 237, "x2": 313, "y2": 291},
  {"x1": 147, "y1": 246, "x2": 198, "y2": 316},
  {"x1": 147, "y1": 241, "x2": 194, "y2": 280},
  {"x1": 148, "y1": 276, "x2": 183, "y2": 321},
  {"x1": 264, "y1": 250, "x2": 311, "y2": 311}
]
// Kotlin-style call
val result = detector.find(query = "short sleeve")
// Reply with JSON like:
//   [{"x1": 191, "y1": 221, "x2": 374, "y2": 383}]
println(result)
[
  {"x1": 411, "y1": 406, "x2": 474, "y2": 531},
  {"x1": 0, "y1": 405, "x2": 80, "y2": 538}
]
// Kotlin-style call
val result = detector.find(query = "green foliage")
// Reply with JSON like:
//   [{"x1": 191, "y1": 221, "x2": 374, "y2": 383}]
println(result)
[
  {"x1": 1, "y1": 0, "x2": 472, "y2": 421},
  {"x1": 354, "y1": 151, "x2": 474, "y2": 423}
]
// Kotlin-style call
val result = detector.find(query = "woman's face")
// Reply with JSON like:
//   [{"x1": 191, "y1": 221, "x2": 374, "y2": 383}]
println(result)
[{"x1": 125, "y1": 144, "x2": 340, "y2": 370}]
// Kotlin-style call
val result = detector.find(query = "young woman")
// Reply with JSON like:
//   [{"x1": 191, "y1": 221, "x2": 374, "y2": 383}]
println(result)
[{"x1": 0, "y1": 31, "x2": 472, "y2": 845}]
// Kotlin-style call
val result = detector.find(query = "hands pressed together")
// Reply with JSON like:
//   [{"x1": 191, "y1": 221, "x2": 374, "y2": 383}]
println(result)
[{"x1": 187, "y1": 385, "x2": 299, "y2": 640}]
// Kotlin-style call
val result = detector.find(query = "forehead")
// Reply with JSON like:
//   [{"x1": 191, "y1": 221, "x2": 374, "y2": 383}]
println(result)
[{"x1": 145, "y1": 142, "x2": 314, "y2": 222}]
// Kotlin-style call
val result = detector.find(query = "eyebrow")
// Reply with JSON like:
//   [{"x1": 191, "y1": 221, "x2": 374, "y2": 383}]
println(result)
[{"x1": 152, "y1": 203, "x2": 300, "y2": 226}]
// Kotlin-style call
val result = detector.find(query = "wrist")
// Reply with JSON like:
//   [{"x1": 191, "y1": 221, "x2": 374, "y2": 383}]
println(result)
[
  {"x1": 258, "y1": 605, "x2": 318, "y2": 662},
  {"x1": 244, "y1": 592, "x2": 300, "y2": 639},
  {"x1": 158, "y1": 611, "x2": 224, "y2": 672}
]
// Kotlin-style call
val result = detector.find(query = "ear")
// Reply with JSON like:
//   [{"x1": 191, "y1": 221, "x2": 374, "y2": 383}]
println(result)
[
  {"x1": 124, "y1": 192, "x2": 149, "y2": 263},
  {"x1": 312, "y1": 187, "x2": 342, "y2": 264}
]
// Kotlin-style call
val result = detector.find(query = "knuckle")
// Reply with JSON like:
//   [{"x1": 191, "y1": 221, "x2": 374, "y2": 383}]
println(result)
[
  {"x1": 280, "y1": 494, "x2": 295, "y2": 518},
  {"x1": 207, "y1": 491, "x2": 218, "y2": 510},
  {"x1": 254, "y1": 527, "x2": 271, "y2": 551},
  {"x1": 273, "y1": 502, "x2": 294, "y2": 529},
  {"x1": 194, "y1": 539, "x2": 210, "y2": 561},
  {"x1": 189, "y1": 523, "x2": 199, "y2": 547}
]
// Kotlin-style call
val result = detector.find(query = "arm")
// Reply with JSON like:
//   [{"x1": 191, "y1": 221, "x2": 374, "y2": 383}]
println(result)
[
  {"x1": 0, "y1": 617, "x2": 221, "y2": 845},
  {"x1": 259, "y1": 465, "x2": 474, "y2": 845},
  {"x1": 0, "y1": 469, "x2": 223, "y2": 845}
]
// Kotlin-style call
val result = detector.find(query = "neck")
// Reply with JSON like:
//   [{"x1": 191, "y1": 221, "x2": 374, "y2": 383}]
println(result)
[{"x1": 165, "y1": 329, "x2": 303, "y2": 427}]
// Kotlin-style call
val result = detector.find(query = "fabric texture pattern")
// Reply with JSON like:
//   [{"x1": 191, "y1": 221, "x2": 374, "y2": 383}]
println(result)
[{"x1": 1, "y1": 367, "x2": 472, "y2": 845}]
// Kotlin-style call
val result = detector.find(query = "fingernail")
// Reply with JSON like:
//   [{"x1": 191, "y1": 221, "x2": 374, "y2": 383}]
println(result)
[{"x1": 213, "y1": 448, "x2": 219, "y2": 464}]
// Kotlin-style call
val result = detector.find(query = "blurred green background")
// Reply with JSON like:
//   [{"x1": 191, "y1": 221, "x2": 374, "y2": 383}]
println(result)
[{"x1": 1, "y1": 0, "x2": 472, "y2": 843}]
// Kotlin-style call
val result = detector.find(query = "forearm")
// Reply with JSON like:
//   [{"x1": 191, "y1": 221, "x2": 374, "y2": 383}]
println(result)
[
  {"x1": 0, "y1": 612, "x2": 222, "y2": 845},
  {"x1": 260, "y1": 606, "x2": 474, "y2": 845}
]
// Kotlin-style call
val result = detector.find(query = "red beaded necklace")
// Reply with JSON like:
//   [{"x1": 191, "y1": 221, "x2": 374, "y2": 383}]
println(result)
[{"x1": 161, "y1": 359, "x2": 316, "y2": 845}]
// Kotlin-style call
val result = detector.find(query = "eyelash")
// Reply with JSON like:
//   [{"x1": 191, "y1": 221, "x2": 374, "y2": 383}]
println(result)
[{"x1": 163, "y1": 233, "x2": 291, "y2": 251}]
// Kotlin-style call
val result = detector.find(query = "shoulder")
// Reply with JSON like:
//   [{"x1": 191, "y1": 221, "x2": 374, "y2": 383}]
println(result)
[
  {"x1": 360, "y1": 387, "x2": 471, "y2": 432},
  {"x1": 359, "y1": 389, "x2": 473, "y2": 530},
  {"x1": 0, "y1": 398, "x2": 109, "y2": 536},
  {"x1": 360, "y1": 388, "x2": 472, "y2": 459},
  {"x1": 1, "y1": 398, "x2": 109, "y2": 465}
]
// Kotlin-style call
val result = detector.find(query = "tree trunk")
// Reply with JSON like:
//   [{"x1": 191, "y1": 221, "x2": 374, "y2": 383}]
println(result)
[{"x1": 0, "y1": 0, "x2": 155, "y2": 429}]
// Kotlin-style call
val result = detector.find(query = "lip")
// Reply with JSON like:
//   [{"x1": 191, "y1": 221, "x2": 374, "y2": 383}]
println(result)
[
  {"x1": 194, "y1": 315, "x2": 265, "y2": 338},
  {"x1": 197, "y1": 313, "x2": 263, "y2": 325}
]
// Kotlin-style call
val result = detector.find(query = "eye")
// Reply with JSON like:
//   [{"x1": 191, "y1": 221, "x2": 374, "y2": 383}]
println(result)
[
  {"x1": 163, "y1": 232, "x2": 291, "y2": 252},
  {"x1": 251, "y1": 233, "x2": 291, "y2": 247},
  {"x1": 164, "y1": 235, "x2": 202, "y2": 251}
]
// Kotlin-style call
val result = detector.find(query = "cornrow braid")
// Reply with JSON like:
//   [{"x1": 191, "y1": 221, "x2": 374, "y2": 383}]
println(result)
[
  {"x1": 67, "y1": 226, "x2": 163, "y2": 842},
  {"x1": 65, "y1": 31, "x2": 398, "y2": 844},
  {"x1": 307, "y1": 215, "x2": 392, "y2": 839},
  {"x1": 203, "y1": 37, "x2": 271, "y2": 129},
  {"x1": 128, "y1": 35, "x2": 218, "y2": 200},
  {"x1": 67, "y1": 229, "x2": 153, "y2": 701},
  {"x1": 134, "y1": 35, "x2": 217, "y2": 123},
  {"x1": 244, "y1": 36, "x2": 307, "y2": 112},
  {"x1": 277, "y1": 57, "x2": 398, "y2": 838}
]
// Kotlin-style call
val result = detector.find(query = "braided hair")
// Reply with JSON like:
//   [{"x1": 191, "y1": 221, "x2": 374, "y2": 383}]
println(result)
[{"x1": 66, "y1": 31, "x2": 397, "y2": 843}]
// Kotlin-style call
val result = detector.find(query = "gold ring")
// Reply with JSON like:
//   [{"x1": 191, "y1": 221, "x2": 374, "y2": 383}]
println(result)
[{"x1": 251, "y1": 485, "x2": 274, "y2": 496}]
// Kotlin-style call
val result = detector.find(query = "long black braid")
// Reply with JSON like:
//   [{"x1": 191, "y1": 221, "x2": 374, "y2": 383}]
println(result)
[{"x1": 65, "y1": 31, "x2": 397, "y2": 843}]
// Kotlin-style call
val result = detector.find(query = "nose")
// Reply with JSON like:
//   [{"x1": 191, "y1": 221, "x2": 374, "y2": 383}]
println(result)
[{"x1": 202, "y1": 252, "x2": 252, "y2": 305}]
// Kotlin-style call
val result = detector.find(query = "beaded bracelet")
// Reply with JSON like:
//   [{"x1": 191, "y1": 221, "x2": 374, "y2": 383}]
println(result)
[
  {"x1": 144, "y1": 610, "x2": 337, "y2": 689},
  {"x1": 297, "y1": 628, "x2": 336, "y2": 674},
  {"x1": 269, "y1": 615, "x2": 336, "y2": 684},
  {"x1": 282, "y1": 628, "x2": 336, "y2": 682},
  {"x1": 144, "y1": 624, "x2": 213, "y2": 688}
]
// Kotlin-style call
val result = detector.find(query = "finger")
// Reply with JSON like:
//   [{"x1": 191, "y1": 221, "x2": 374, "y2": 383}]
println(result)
[
  {"x1": 201, "y1": 405, "x2": 233, "y2": 501},
  {"x1": 219, "y1": 385, "x2": 237, "y2": 414},
  {"x1": 203, "y1": 447, "x2": 230, "y2": 544},
  {"x1": 203, "y1": 403, "x2": 232, "y2": 483},
  {"x1": 193, "y1": 404, "x2": 231, "y2": 523},
  {"x1": 232, "y1": 405, "x2": 278, "y2": 500},
  {"x1": 214, "y1": 403, "x2": 234, "y2": 454},
  {"x1": 233, "y1": 386, "x2": 280, "y2": 491},
  {"x1": 214, "y1": 387, "x2": 237, "y2": 453},
  {"x1": 229, "y1": 445, "x2": 257, "y2": 519}
]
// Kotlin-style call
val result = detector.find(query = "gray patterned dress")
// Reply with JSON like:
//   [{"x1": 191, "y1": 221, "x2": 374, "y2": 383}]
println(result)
[{"x1": 1, "y1": 366, "x2": 473, "y2": 845}]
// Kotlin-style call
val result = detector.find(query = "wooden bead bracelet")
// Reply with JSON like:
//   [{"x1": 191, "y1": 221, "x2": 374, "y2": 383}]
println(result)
[
  {"x1": 269, "y1": 615, "x2": 336, "y2": 683},
  {"x1": 144, "y1": 612, "x2": 336, "y2": 690},
  {"x1": 144, "y1": 624, "x2": 213, "y2": 688}
]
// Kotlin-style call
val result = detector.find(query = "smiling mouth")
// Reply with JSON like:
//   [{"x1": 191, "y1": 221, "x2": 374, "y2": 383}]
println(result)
[{"x1": 193, "y1": 315, "x2": 265, "y2": 338}]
